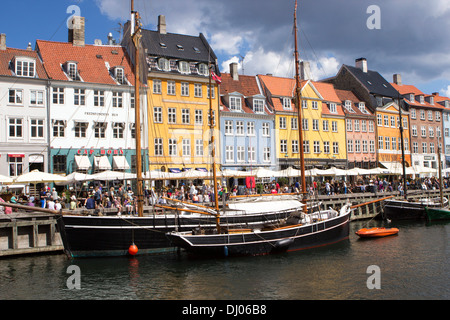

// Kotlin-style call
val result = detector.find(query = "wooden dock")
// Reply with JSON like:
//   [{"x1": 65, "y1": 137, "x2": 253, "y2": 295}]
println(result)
[{"x1": 0, "y1": 188, "x2": 448, "y2": 257}]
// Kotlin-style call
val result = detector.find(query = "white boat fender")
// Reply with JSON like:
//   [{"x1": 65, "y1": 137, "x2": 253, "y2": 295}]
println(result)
[{"x1": 274, "y1": 238, "x2": 294, "y2": 249}]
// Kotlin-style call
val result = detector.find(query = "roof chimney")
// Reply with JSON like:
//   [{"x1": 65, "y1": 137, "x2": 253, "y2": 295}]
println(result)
[
  {"x1": 0, "y1": 34, "x2": 6, "y2": 51},
  {"x1": 68, "y1": 16, "x2": 85, "y2": 47},
  {"x1": 230, "y1": 62, "x2": 239, "y2": 81},
  {"x1": 355, "y1": 58, "x2": 367, "y2": 73},
  {"x1": 393, "y1": 74, "x2": 402, "y2": 85},
  {"x1": 158, "y1": 15, "x2": 167, "y2": 34},
  {"x1": 300, "y1": 61, "x2": 312, "y2": 80}
]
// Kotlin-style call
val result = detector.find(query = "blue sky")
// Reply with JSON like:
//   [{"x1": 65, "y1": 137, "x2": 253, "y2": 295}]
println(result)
[{"x1": 2, "y1": 0, "x2": 449, "y2": 97}]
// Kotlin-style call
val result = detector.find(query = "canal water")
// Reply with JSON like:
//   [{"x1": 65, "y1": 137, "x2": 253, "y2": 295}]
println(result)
[{"x1": 0, "y1": 220, "x2": 449, "y2": 301}]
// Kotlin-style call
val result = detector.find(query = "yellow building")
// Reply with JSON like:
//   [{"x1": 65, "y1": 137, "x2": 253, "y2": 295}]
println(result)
[
  {"x1": 139, "y1": 17, "x2": 221, "y2": 174},
  {"x1": 258, "y1": 75, "x2": 346, "y2": 169}
]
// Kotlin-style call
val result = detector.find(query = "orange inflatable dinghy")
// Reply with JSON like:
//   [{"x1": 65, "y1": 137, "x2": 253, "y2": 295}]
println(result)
[{"x1": 355, "y1": 227, "x2": 399, "y2": 238}]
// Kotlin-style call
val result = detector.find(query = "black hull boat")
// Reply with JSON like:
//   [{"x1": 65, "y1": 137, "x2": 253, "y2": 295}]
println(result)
[
  {"x1": 166, "y1": 205, "x2": 351, "y2": 258},
  {"x1": 56, "y1": 200, "x2": 303, "y2": 257},
  {"x1": 383, "y1": 197, "x2": 449, "y2": 221}
]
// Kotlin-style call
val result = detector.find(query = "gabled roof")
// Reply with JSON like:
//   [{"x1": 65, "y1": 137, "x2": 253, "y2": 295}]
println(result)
[
  {"x1": 0, "y1": 47, "x2": 47, "y2": 79},
  {"x1": 391, "y1": 82, "x2": 445, "y2": 110},
  {"x1": 313, "y1": 81, "x2": 340, "y2": 103},
  {"x1": 335, "y1": 89, "x2": 374, "y2": 116},
  {"x1": 258, "y1": 74, "x2": 296, "y2": 98},
  {"x1": 343, "y1": 64, "x2": 398, "y2": 98},
  {"x1": 36, "y1": 40, "x2": 134, "y2": 86}
]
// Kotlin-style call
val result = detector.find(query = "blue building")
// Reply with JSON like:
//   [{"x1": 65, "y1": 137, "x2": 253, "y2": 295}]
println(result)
[{"x1": 219, "y1": 63, "x2": 276, "y2": 182}]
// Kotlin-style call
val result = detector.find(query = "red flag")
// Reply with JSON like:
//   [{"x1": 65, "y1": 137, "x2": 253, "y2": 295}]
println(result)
[{"x1": 211, "y1": 71, "x2": 222, "y2": 84}]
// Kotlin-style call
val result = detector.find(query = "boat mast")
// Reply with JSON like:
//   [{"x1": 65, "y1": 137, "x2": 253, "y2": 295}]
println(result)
[
  {"x1": 131, "y1": 0, "x2": 144, "y2": 217},
  {"x1": 398, "y1": 93, "x2": 407, "y2": 200},
  {"x1": 209, "y1": 63, "x2": 221, "y2": 232},
  {"x1": 294, "y1": 0, "x2": 307, "y2": 213}
]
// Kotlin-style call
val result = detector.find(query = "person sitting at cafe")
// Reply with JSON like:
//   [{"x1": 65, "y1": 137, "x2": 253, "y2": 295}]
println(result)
[{"x1": 84, "y1": 194, "x2": 96, "y2": 210}]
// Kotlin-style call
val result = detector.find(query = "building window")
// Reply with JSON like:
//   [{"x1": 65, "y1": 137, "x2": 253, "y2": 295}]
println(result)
[
  {"x1": 279, "y1": 117, "x2": 287, "y2": 129},
  {"x1": 411, "y1": 109, "x2": 416, "y2": 119},
  {"x1": 15, "y1": 59, "x2": 35, "y2": 77},
  {"x1": 377, "y1": 114, "x2": 382, "y2": 126},
  {"x1": 302, "y1": 119, "x2": 309, "y2": 131},
  {"x1": 312, "y1": 101, "x2": 318, "y2": 109},
  {"x1": 302, "y1": 100, "x2": 308, "y2": 109},
  {"x1": 254, "y1": 99, "x2": 264, "y2": 113},
  {"x1": 370, "y1": 140, "x2": 375, "y2": 153},
  {"x1": 195, "y1": 139, "x2": 203, "y2": 156},
  {"x1": 385, "y1": 137, "x2": 390, "y2": 150},
  {"x1": 52, "y1": 87, "x2": 65, "y2": 104},
  {"x1": 168, "y1": 108, "x2": 176, "y2": 124},
  {"x1": 355, "y1": 140, "x2": 361, "y2": 152},
  {"x1": 53, "y1": 120, "x2": 65, "y2": 137},
  {"x1": 226, "y1": 146, "x2": 234, "y2": 162},
  {"x1": 248, "y1": 146, "x2": 256, "y2": 162},
  {"x1": 225, "y1": 120, "x2": 233, "y2": 135},
  {"x1": 280, "y1": 140, "x2": 287, "y2": 154},
  {"x1": 181, "y1": 109, "x2": 190, "y2": 124},
  {"x1": 428, "y1": 110, "x2": 433, "y2": 121},
  {"x1": 153, "y1": 79, "x2": 162, "y2": 94},
  {"x1": 178, "y1": 61, "x2": 190, "y2": 74},
  {"x1": 384, "y1": 115, "x2": 389, "y2": 127},
  {"x1": 182, "y1": 139, "x2": 191, "y2": 156},
  {"x1": 368, "y1": 120, "x2": 374, "y2": 132},
  {"x1": 292, "y1": 140, "x2": 299, "y2": 154},
  {"x1": 412, "y1": 125, "x2": 417, "y2": 136},
  {"x1": 112, "y1": 123, "x2": 124, "y2": 139},
  {"x1": 9, "y1": 118, "x2": 23, "y2": 138},
  {"x1": 422, "y1": 142, "x2": 427, "y2": 153},
  {"x1": 168, "y1": 139, "x2": 177, "y2": 156},
  {"x1": 346, "y1": 119, "x2": 352, "y2": 131},
  {"x1": 94, "y1": 122, "x2": 106, "y2": 138},
  {"x1": 207, "y1": 85, "x2": 215, "y2": 99},
  {"x1": 413, "y1": 142, "x2": 418, "y2": 153},
  {"x1": 115, "y1": 67, "x2": 126, "y2": 84},
  {"x1": 247, "y1": 121, "x2": 255, "y2": 135},
  {"x1": 167, "y1": 81, "x2": 176, "y2": 95},
  {"x1": 8, "y1": 155, "x2": 23, "y2": 176},
  {"x1": 354, "y1": 120, "x2": 360, "y2": 131},
  {"x1": 195, "y1": 109, "x2": 203, "y2": 125},
  {"x1": 74, "y1": 89, "x2": 85, "y2": 106},
  {"x1": 181, "y1": 82, "x2": 189, "y2": 96},
  {"x1": 94, "y1": 90, "x2": 105, "y2": 107},
  {"x1": 312, "y1": 119, "x2": 319, "y2": 131},
  {"x1": 283, "y1": 98, "x2": 292, "y2": 110},
  {"x1": 230, "y1": 96, "x2": 242, "y2": 112},
  {"x1": 262, "y1": 122, "x2": 270, "y2": 136},
  {"x1": 362, "y1": 140, "x2": 368, "y2": 153},
  {"x1": 158, "y1": 58, "x2": 170, "y2": 71},
  {"x1": 420, "y1": 110, "x2": 425, "y2": 120},
  {"x1": 347, "y1": 140, "x2": 353, "y2": 153},
  {"x1": 303, "y1": 140, "x2": 310, "y2": 153},
  {"x1": 53, "y1": 155, "x2": 66, "y2": 174},
  {"x1": 153, "y1": 107, "x2": 163, "y2": 123},
  {"x1": 361, "y1": 120, "x2": 367, "y2": 132},
  {"x1": 30, "y1": 90, "x2": 44, "y2": 105},
  {"x1": 194, "y1": 83, "x2": 202, "y2": 97},
  {"x1": 263, "y1": 147, "x2": 271, "y2": 162},
  {"x1": 333, "y1": 142, "x2": 339, "y2": 154},
  {"x1": 112, "y1": 92, "x2": 123, "y2": 107},
  {"x1": 323, "y1": 120, "x2": 329, "y2": 132},
  {"x1": 378, "y1": 136, "x2": 383, "y2": 150},
  {"x1": 313, "y1": 141, "x2": 321, "y2": 153},
  {"x1": 154, "y1": 138, "x2": 163, "y2": 156},
  {"x1": 198, "y1": 63, "x2": 208, "y2": 76},
  {"x1": 9, "y1": 89, "x2": 23, "y2": 104},
  {"x1": 421, "y1": 126, "x2": 426, "y2": 137},
  {"x1": 324, "y1": 141, "x2": 330, "y2": 154},
  {"x1": 291, "y1": 118, "x2": 298, "y2": 130},
  {"x1": 67, "y1": 62, "x2": 79, "y2": 81},
  {"x1": 329, "y1": 103, "x2": 337, "y2": 113},
  {"x1": 237, "y1": 146, "x2": 245, "y2": 162},
  {"x1": 74, "y1": 122, "x2": 88, "y2": 138},
  {"x1": 332, "y1": 121, "x2": 338, "y2": 132},
  {"x1": 236, "y1": 121, "x2": 244, "y2": 135}
]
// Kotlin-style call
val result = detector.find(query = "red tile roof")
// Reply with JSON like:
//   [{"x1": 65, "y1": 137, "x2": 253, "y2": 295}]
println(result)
[
  {"x1": 335, "y1": 88, "x2": 374, "y2": 116},
  {"x1": 0, "y1": 47, "x2": 47, "y2": 78},
  {"x1": 391, "y1": 82, "x2": 444, "y2": 109},
  {"x1": 36, "y1": 40, "x2": 135, "y2": 86}
]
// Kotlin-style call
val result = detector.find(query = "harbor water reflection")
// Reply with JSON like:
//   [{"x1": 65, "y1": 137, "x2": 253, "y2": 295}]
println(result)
[{"x1": 0, "y1": 219, "x2": 449, "y2": 300}]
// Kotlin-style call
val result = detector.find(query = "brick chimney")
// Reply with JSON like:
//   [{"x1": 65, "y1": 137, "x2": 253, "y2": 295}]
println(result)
[
  {"x1": 158, "y1": 15, "x2": 167, "y2": 34},
  {"x1": 68, "y1": 16, "x2": 85, "y2": 46},
  {"x1": 300, "y1": 61, "x2": 312, "y2": 80},
  {"x1": 0, "y1": 33, "x2": 6, "y2": 51},
  {"x1": 393, "y1": 74, "x2": 402, "y2": 85},
  {"x1": 230, "y1": 62, "x2": 239, "y2": 81},
  {"x1": 355, "y1": 58, "x2": 367, "y2": 73}
]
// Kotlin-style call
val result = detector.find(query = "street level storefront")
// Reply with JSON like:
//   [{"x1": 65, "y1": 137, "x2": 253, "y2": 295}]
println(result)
[{"x1": 50, "y1": 147, "x2": 148, "y2": 175}]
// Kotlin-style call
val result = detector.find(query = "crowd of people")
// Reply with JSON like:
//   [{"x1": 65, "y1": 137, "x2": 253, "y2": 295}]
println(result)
[{"x1": 1, "y1": 176, "x2": 449, "y2": 215}]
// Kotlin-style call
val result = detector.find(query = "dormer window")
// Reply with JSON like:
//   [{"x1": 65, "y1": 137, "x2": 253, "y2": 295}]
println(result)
[
  {"x1": 253, "y1": 99, "x2": 265, "y2": 113},
  {"x1": 177, "y1": 45, "x2": 184, "y2": 51},
  {"x1": 282, "y1": 98, "x2": 292, "y2": 110},
  {"x1": 419, "y1": 95, "x2": 424, "y2": 104},
  {"x1": 446, "y1": 101, "x2": 450, "y2": 108},
  {"x1": 158, "y1": 58, "x2": 170, "y2": 71},
  {"x1": 65, "y1": 61, "x2": 80, "y2": 81},
  {"x1": 410, "y1": 94, "x2": 415, "y2": 102},
  {"x1": 178, "y1": 61, "x2": 190, "y2": 74},
  {"x1": 429, "y1": 96, "x2": 434, "y2": 105},
  {"x1": 14, "y1": 57, "x2": 36, "y2": 77},
  {"x1": 229, "y1": 96, "x2": 242, "y2": 112},
  {"x1": 329, "y1": 103, "x2": 337, "y2": 113},
  {"x1": 197, "y1": 63, "x2": 208, "y2": 76},
  {"x1": 114, "y1": 67, "x2": 126, "y2": 85},
  {"x1": 359, "y1": 102, "x2": 368, "y2": 113},
  {"x1": 344, "y1": 100, "x2": 353, "y2": 112}
]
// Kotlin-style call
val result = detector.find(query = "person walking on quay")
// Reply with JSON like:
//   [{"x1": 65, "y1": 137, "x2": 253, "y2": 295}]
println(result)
[{"x1": 84, "y1": 194, "x2": 96, "y2": 210}]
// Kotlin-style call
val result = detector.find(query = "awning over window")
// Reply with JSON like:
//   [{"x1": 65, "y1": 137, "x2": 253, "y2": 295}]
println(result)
[
  {"x1": 94, "y1": 156, "x2": 111, "y2": 171},
  {"x1": 74, "y1": 155, "x2": 92, "y2": 170},
  {"x1": 196, "y1": 168, "x2": 208, "y2": 172},
  {"x1": 112, "y1": 156, "x2": 130, "y2": 170},
  {"x1": 169, "y1": 168, "x2": 181, "y2": 173}
]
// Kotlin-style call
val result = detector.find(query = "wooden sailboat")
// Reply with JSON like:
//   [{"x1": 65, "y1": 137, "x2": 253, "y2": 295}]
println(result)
[
  {"x1": 52, "y1": 1, "x2": 301, "y2": 258},
  {"x1": 165, "y1": 0, "x2": 351, "y2": 257},
  {"x1": 383, "y1": 94, "x2": 448, "y2": 220}
]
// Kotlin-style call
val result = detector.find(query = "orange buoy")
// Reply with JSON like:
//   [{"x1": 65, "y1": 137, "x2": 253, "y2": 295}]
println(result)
[{"x1": 128, "y1": 244, "x2": 138, "y2": 255}]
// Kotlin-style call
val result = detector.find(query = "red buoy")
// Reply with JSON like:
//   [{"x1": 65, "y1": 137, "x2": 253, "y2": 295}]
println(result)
[{"x1": 128, "y1": 244, "x2": 138, "y2": 255}]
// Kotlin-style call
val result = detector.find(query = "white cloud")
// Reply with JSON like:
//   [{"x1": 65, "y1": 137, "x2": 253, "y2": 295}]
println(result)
[
  {"x1": 211, "y1": 32, "x2": 246, "y2": 56},
  {"x1": 441, "y1": 85, "x2": 450, "y2": 97},
  {"x1": 310, "y1": 56, "x2": 340, "y2": 80}
]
